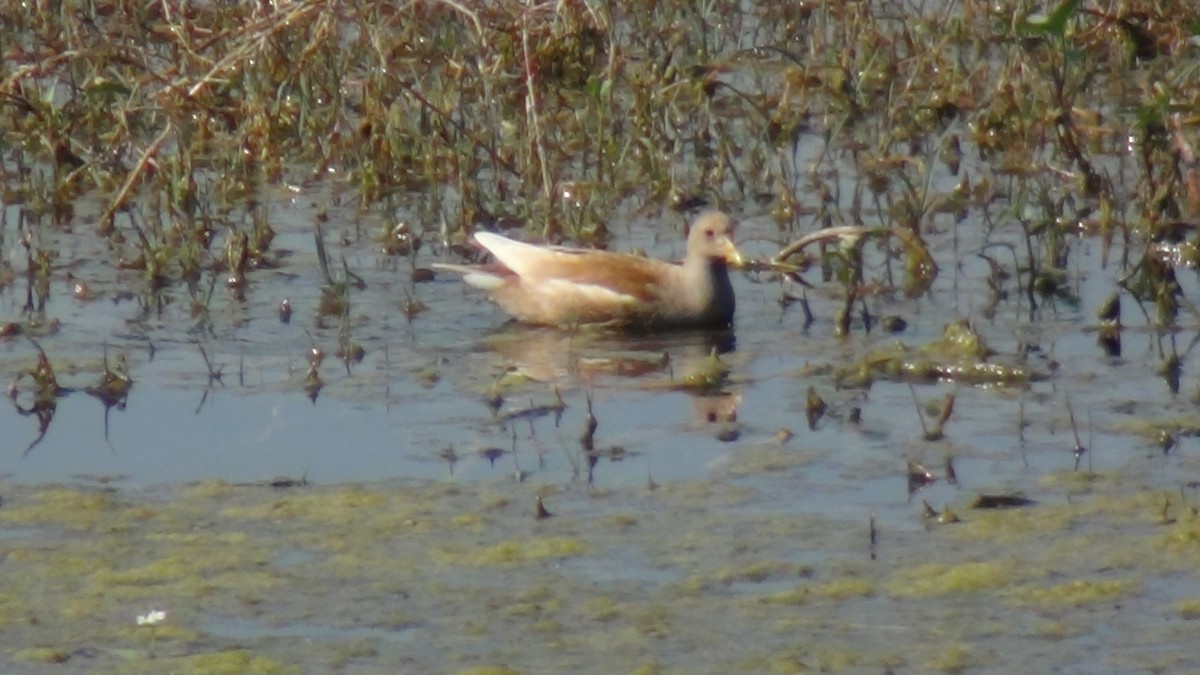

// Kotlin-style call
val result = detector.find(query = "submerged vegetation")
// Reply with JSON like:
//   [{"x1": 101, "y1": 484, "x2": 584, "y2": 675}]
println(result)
[{"x1": 0, "y1": 476, "x2": 1195, "y2": 672}]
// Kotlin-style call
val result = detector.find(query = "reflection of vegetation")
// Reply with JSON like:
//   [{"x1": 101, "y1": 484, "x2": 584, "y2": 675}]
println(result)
[
  {"x1": 7, "y1": 333, "x2": 136, "y2": 454},
  {"x1": 8, "y1": 334, "x2": 65, "y2": 454}
]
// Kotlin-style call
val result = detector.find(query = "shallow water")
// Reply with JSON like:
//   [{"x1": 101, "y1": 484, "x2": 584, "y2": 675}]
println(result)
[
  {"x1": 6, "y1": 37, "x2": 1200, "y2": 675},
  {"x1": 5, "y1": 188, "x2": 1200, "y2": 672},
  {"x1": 2, "y1": 184, "x2": 1187, "y2": 502}
]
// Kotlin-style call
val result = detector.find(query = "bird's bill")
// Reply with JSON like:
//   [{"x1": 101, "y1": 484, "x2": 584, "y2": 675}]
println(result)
[{"x1": 716, "y1": 236, "x2": 745, "y2": 268}]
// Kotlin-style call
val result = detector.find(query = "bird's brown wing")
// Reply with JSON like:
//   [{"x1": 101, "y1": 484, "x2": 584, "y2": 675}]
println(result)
[{"x1": 477, "y1": 233, "x2": 674, "y2": 303}]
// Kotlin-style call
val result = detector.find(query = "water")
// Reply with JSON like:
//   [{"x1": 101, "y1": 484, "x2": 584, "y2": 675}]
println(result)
[
  {"x1": 4, "y1": 112, "x2": 1200, "y2": 675},
  {"x1": 1, "y1": 189, "x2": 1191, "y2": 510}
]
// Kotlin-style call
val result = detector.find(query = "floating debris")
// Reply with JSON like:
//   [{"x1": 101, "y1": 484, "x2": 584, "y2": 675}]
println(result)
[
  {"x1": 1159, "y1": 494, "x2": 1175, "y2": 525},
  {"x1": 10, "y1": 346, "x2": 62, "y2": 401},
  {"x1": 136, "y1": 609, "x2": 167, "y2": 627},
  {"x1": 716, "y1": 428, "x2": 740, "y2": 443},
  {"x1": 836, "y1": 321, "x2": 1042, "y2": 387},
  {"x1": 922, "y1": 501, "x2": 939, "y2": 520},
  {"x1": 439, "y1": 446, "x2": 458, "y2": 474},
  {"x1": 304, "y1": 352, "x2": 323, "y2": 402},
  {"x1": 1066, "y1": 394, "x2": 1091, "y2": 471},
  {"x1": 945, "y1": 456, "x2": 958, "y2": 486},
  {"x1": 869, "y1": 511, "x2": 878, "y2": 560},
  {"x1": 1097, "y1": 293, "x2": 1121, "y2": 325},
  {"x1": 379, "y1": 221, "x2": 421, "y2": 257},
  {"x1": 907, "y1": 460, "x2": 937, "y2": 496},
  {"x1": 85, "y1": 349, "x2": 133, "y2": 413},
  {"x1": 676, "y1": 348, "x2": 730, "y2": 391},
  {"x1": 580, "y1": 393, "x2": 598, "y2": 452},
  {"x1": 1158, "y1": 430, "x2": 1177, "y2": 455},
  {"x1": 578, "y1": 352, "x2": 669, "y2": 378},
  {"x1": 267, "y1": 475, "x2": 309, "y2": 489},
  {"x1": 585, "y1": 446, "x2": 628, "y2": 462},
  {"x1": 535, "y1": 496, "x2": 553, "y2": 520},
  {"x1": 969, "y1": 494, "x2": 1036, "y2": 509},
  {"x1": 939, "y1": 504, "x2": 960, "y2": 524},
  {"x1": 910, "y1": 384, "x2": 956, "y2": 441},
  {"x1": 805, "y1": 386, "x2": 826, "y2": 430},
  {"x1": 480, "y1": 447, "x2": 507, "y2": 466},
  {"x1": 497, "y1": 390, "x2": 566, "y2": 424}
]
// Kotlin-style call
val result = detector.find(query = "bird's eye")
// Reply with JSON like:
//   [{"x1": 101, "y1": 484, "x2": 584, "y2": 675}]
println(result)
[{"x1": 704, "y1": 229, "x2": 715, "y2": 239}]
